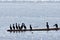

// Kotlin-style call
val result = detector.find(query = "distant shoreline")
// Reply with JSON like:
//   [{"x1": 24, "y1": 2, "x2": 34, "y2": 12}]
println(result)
[{"x1": 0, "y1": 1, "x2": 60, "y2": 3}]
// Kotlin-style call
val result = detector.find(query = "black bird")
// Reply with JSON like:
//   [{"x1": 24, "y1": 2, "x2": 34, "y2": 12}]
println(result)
[
  {"x1": 13, "y1": 24, "x2": 15, "y2": 30},
  {"x1": 30, "y1": 25, "x2": 32, "y2": 30},
  {"x1": 18, "y1": 24, "x2": 21, "y2": 30},
  {"x1": 24, "y1": 25, "x2": 26, "y2": 30},
  {"x1": 54, "y1": 24, "x2": 58, "y2": 29},
  {"x1": 46, "y1": 22, "x2": 49, "y2": 29},
  {"x1": 16, "y1": 23, "x2": 18, "y2": 30},
  {"x1": 21, "y1": 23, "x2": 26, "y2": 30},
  {"x1": 10, "y1": 24, "x2": 12, "y2": 30}
]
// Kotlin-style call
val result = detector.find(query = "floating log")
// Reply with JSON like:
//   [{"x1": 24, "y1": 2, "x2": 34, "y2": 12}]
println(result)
[{"x1": 7, "y1": 28, "x2": 60, "y2": 32}]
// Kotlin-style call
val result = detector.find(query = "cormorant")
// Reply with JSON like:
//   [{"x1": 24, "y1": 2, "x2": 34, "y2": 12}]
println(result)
[
  {"x1": 46, "y1": 22, "x2": 49, "y2": 29},
  {"x1": 18, "y1": 24, "x2": 21, "y2": 30},
  {"x1": 16, "y1": 23, "x2": 18, "y2": 30},
  {"x1": 21, "y1": 23, "x2": 26, "y2": 30},
  {"x1": 30, "y1": 24, "x2": 32, "y2": 30},
  {"x1": 13, "y1": 24, "x2": 15, "y2": 30},
  {"x1": 54, "y1": 24, "x2": 58, "y2": 29},
  {"x1": 10, "y1": 24, "x2": 12, "y2": 30}
]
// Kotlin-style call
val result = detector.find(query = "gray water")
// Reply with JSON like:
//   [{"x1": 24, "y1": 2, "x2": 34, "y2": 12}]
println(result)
[{"x1": 0, "y1": 2, "x2": 60, "y2": 40}]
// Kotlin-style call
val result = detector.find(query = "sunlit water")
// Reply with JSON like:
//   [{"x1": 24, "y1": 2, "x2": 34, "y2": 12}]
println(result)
[{"x1": 0, "y1": 2, "x2": 60, "y2": 40}]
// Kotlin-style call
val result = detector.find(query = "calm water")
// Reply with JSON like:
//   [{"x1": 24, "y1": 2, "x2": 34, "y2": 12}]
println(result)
[{"x1": 0, "y1": 2, "x2": 60, "y2": 40}]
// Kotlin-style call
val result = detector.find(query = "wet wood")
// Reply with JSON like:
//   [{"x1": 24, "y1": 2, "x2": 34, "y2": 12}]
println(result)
[{"x1": 7, "y1": 28, "x2": 60, "y2": 32}]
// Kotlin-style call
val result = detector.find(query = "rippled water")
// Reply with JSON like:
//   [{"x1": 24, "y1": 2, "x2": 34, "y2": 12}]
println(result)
[{"x1": 0, "y1": 2, "x2": 60, "y2": 40}]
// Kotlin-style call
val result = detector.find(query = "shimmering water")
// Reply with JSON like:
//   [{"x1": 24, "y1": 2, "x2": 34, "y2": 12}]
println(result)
[{"x1": 0, "y1": 2, "x2": 60, "y2": 40}]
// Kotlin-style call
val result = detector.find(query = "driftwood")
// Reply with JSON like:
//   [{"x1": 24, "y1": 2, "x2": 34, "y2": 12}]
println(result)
[{"x1": 7, "y1": 28, "x2": 60, "y2": 32}]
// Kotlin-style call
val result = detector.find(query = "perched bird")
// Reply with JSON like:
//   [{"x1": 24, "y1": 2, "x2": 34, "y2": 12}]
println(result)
[
  {"x1": 16, "y1": 23, "x2": 18, "y2": 30},
  {"x1": 13, "y1": 24, "x2": 15, "y2": 30},
  {"x1": 21, "y1": 23, "x2": 27, "y2": 30},
  {"x1": 30, "y1": 24, "x2": 32, "y2": 30},
  {"x1": 46, "y1": 22, "x2": 49, "y2": 29},
  {"x1": 10, "y1": 24, "x2": 12, "y2": 30},
  {"x1": 18, "y1": 24, "x2": 21, "y2": 30},
  {"x1": 54, "y1": 24, "x2": 58, "y2": 29}
]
